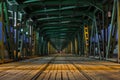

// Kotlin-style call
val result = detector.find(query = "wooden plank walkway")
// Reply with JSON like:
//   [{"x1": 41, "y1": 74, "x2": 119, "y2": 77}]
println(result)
[{"x1": 0, "y1": 54, "x2": 120, "y2": 80}]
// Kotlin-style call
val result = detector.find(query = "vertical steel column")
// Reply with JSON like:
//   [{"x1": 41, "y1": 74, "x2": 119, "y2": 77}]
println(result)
[
  {"x1": 42, "y1": 40, "x2": 45, "y2": 55},
  {"x1": 106, "y1": 0, "x2": 117, "y2": 59},
  {"x1": 37, "y1": 33, "x2": 40, "y2": 55},
  {"x1": 76, "y1": 35, "x2": 79, "y2": 55},
  {"x1": 14, "y1": 5, "x2": 19, "y2": 60},
  {"x1": 75, "y1": 38, "x2": 78, "y2": 55},
  {"x1": 4, "y1": 2, "x2": 13, "y2": 58},
  {"x1": 70, "y1": 41, "x2": 72, "y2": 54},
  {"x1": 81, "y1": 26, "x2": 85, "y2": 55},
  {"x1": 0, "y1": 2, "x2": 2, "y2": 59},
  {"x1": 33, "y1": 31, "x2": 36, "y2": 56},
  {"x1": 44, "y1": 41, "x2": 47, "y2": 55},
  {"x1": 1, "y1": 2, "x2": 5, "y2": 61},
  {"x1": 90, "y1": 22, "x2": 94, "y2": 56},
  {"x1": 84, "y1": 25, "x2": 89, "y2": 56},
  {"x1": 41, "y1": 40, "x2": 44, "y2": 55},
  {"x1": 72, "y1": 39, "x2": 75, "y2": 54},
  {"x1": 94, "y1": 16, "x2": 101, "y2": 60},
  {"x1": 93, "y1": 28, "x2": 96, "y2": 57},
  {"x1": 117, "y1": 0, "x2": 120, "y2": 63},
  {"x1": 29, "y1": 22, "x2": 34, "y2": 55},
  {"x1": 77, "y1": 33, "x2": 81, "y2": 55},
  {"x1": 42, "y1": 39, "x2": 46, "y2": 55},
  {"x1": 67, "y1": 42, "x2": 71, "y2": 54},
  {"x1": 48, "y1": 41, "x2": 50, "y2": 54},
  {"x1": 38, "y1": 36, "x2": 42, "y2": 55},
  {"x1": 40, "y1": 36, "x2": 43, "y2": 55},
  {"x1": 46, "y1": 41, "x2": 48, "y2": 55},
  {"x1": 35, "y1": 32, "x2": 39, "y2": 55},
  {"x1": 102, "y1": 11, "x2": 106, "y2": 59}
]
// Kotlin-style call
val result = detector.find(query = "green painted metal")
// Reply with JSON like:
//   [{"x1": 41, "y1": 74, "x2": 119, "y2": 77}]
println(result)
[
  {"x1": 33, "y1": 6, "x2": 77, "y2": 13},
  {"x1": 23, "y1": 0, "x2": 39, "y2": 3},
  {"x1": 77, "y1": 32, "x2": 81, "y2": 55},
  {"x1": 5, "y1": 0, "x2": 105, "y2": 55},
  {"x1": 37, "y1": 14, "x2": 93, "y2": 21},
  {"x1": 94, "y1": 15, "x2": 101, "y2": 60},
  {"x1": 117, "y1": 0, "x2": 120, "y2": 63},
  {"x1": 20, "y1": 0, "x2": 102, "y2": 11},
  {"x1": 106, "y1": 0, "x2": 117, "y2": 59},
  {"x1": 90, "y1": 21, "x2": 94, "y2": 56}
]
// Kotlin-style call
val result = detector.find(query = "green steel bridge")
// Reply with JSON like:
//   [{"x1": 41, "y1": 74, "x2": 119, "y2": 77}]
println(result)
[{"x1": 0, "y1": 0, "x2": 120, "y2": 80}]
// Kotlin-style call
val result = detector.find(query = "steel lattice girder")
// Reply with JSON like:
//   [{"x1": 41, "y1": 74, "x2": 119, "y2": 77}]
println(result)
[
  {"x1": 7, "y1": 0, "x2": 104, "y2": 50},
  {"x1": 19, "y1": 0, "x2": 103, "y2": 11}
]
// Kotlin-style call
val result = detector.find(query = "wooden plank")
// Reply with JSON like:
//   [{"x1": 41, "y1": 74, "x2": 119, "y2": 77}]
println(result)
[
  {"x1": 0, "y1": 70, "x2": 28, "y2": 80},
  {"x1": 0, "y1": 54, "x2": 120, "y2": 80},
  {"x1": 62, "y1": 72, "x2": 68, "y2": 80},
  {"x1": 56, "y1": 64, "x2": 62, "y2": 80},
  {"x1": 67, "y1": 71, "x2": 75, "y2": 80},
  {"x1": 62, "y1": 64, "x2": 69, "y2": 80},
  {"x1": 37, "y1": 63, "x2": 52, "y2": 80},
  {"x1": 42, "y1": 71, "x2": 51, "y2": 80},
  {"x1": 9, "y1": 70, "x2": 31, "y2": 80},
  {"x1": 35, "y1": 64, "x2": 51, "y2": 80},
  {"x1": 21, "y1": 65, "x2": 44, "y2": 80},
  {"x1": 66, "y1": 64, "x2": 75, "y2": 80},
  {"x1": 74, "y1": 70, "x2": 88, "y2": 80},
  {"x1": 49, "y1": 64, "x2": 56, "y2": 80},
  {"x1": 36, "y1": 72, "x2": 46, "y2": 80}
]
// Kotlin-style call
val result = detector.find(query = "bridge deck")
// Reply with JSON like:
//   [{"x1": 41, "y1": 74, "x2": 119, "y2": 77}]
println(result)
[{"x1": 0, "y1": 54, "x2": 120, "y2": 80}]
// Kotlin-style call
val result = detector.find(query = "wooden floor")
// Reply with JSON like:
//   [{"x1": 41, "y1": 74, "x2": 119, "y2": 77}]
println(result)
[{"x1": 0, "y1": 54, "x2": 120, "y2": 80}]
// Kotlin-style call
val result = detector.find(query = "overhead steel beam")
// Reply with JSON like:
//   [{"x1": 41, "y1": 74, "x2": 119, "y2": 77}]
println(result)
[
  {"x1": 30, "y1": 7, "x2": 89, "y2": 16},
  {"x1": 40, "y1": 20, "x2": 85, "y2": 26},
  {"x1": 42, "y1": 29, "x2": 78, "y2": 33},
  {"x1": 20, "y1": 0, "x2": 103, "y2": 11},
  {"x1": 44, "y1": 31, "x2": 74, "y2": 39},
  {"x1": 45, "y1": 33, "x2": 67, "y2": 36},
  {"x1": 37, "y1": 13, "x2": 93, "y2": 21},
  {"x1": 32, "y1": 6, "x2": 78, "y2": 13},
  {"x1": 39, "y1": 19, "x2": 84, "y2": 22},
  {"x1": 38, "y1": 25, "x2": 83, "y2": 30},
  {"x1": 44, "y1": 33, "x2": 71, "y2": 37},
  {"x1": 42, "y1": 27, "x2": 80, "y2": 31},
  {"x1": 41, "y1": 23, "x2": 82, "y2": 27},
  {"x1": 40, "y1": 26, "x2": 81, "y2": 30},
  {"x1": 41, "y1": 31, "x2": 76, "y2": 35},
  {"x1": 46, "y1": 35, "x2": 68, "y2": 38}
]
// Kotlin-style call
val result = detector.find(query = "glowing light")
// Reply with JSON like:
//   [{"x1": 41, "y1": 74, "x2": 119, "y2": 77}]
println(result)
[
  {"x1": 21, "y1": 29, "x2": 23, "y2": 32},
  {"x1": 26, "y1": 32, "x2": 28, "y2": 35}
]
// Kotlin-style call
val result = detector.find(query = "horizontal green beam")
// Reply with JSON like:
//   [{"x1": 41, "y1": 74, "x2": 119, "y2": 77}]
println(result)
[
  {"x1": 39, "y1": 19, "x2": 83, "y2": 22},
  {"x1": 41, "y1": 26, "x2": 81, "y2": 30},
  {"x1": 30, "y1": 6, "x2": 90, "y2": 16},
  {"x1": 23, "y1": 0, "x2": 39, "y2": 3},
  {"x1": 42, "y1": 28, "x2": 78, "y2": 32},
  {"x1": 44, "y1": 35, "x2": 70, "y2": 39},
  {"x1": 37, "y1": 13, "x2": 93, "y2": 21},
  {"x1": 32, "y1": 6, "x2": 77, "y2": 13},
  {"x1": 40, "y1": 20, "x2": 83, "y2": 25},
  {"x1": 20, "y1": 0, "x2": 102, "y2": 11},
  {"x1": 45, "y1": 33, "x2": 67, "y2": 35},
  {"x1": 21, "y1": 0, "x2": 87, "y2": 7},
  {"x1": 42, "y1": 30, "x2": 77, "y2": 35},
  {"x1": 42, "y1": 23, "x2": 82, "y2": 27},
  {"x1": 42, "y1": 23, "x2": 81, "y2": 27}
]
